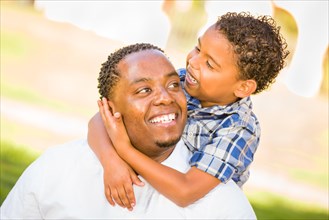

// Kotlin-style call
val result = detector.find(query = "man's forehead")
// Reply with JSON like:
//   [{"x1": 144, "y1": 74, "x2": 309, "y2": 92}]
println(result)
[
  {"x1": 123, "y1": 49, "x2": 167, "y2": 64},
  {"x1": 118, "y1": 50, "x2": 175, "y2": 80}
]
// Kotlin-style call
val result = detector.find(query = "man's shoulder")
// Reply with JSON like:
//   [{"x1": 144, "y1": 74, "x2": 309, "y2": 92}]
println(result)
[
  {"x1": 32, "y1": 139, "x2": 95, "y2": 172},
  {"x1": 41, "y1": 139, "x2": 89, "y2": 160}
]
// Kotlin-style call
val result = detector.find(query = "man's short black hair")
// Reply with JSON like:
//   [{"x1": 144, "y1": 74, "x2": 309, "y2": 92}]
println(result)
[{"x1": 98, "y1": 43, "x2": 164, "y2": 99}]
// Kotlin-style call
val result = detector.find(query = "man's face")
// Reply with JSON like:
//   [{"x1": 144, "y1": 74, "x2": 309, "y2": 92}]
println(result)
[{"x1": 112, "y1": 50, "x2": 187, "y2": 160}]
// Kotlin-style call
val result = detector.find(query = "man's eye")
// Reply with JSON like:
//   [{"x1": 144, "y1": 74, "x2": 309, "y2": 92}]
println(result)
[
  {"x1": 137, "y1": 88, "x2": 151, "y2": 94},
  {"x1": 195, "y1": 46, "x2": 200, "y2": 52},
  {"x1": 168, "y1": 82, "x2": 180, "y2": 89}
]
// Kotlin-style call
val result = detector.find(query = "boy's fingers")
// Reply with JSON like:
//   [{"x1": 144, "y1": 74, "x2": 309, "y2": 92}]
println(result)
[
  {"x1": 124, "y1": 183, "x2": 136, "y2": 208},
  {"x1": 102, "y1": 98, "x2": 113, "y2": 120},
  {"x1": 105, "y1": 187, "x2": 115, "y2": 206},
  {"x1": 117, "y1": 187, "x2": 132, "y2": 210},
  {"x1": 131, "y1": 172, "x2": 144, "y2": 187},
  {"x1": 98, "y1": 100, "x2": 107, "y2": 122},
  {"x1": 111, "y1": 189, "x2": 125, "y2": 208}
]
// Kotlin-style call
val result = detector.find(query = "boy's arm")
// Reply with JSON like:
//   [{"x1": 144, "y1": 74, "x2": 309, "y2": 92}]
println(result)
[
  {"x1": 88, "y1": 112, "x2": 144, "y2": 210},
  {"x1": 99, "y1": 99, "x2": 220, "y2": 207}
]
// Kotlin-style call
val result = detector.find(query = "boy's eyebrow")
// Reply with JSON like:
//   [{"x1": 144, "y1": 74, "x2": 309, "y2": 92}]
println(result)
[{"x1": 198, "y1": 37, "x2": 221, "y2": 69}]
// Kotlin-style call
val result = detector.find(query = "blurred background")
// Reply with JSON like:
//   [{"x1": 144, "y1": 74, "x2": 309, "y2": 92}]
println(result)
[{"x1": 1, "y1": 0, "x2": 328, "y2": 219}]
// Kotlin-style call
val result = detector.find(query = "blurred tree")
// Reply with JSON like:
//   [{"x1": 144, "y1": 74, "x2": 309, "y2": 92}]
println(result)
[
  {"x1": 273, "y1": 1, "x2": 328, "y2": 97},
  {"x1": 162, "y1": 0, "x2": 207, "y2": 52},
  {"x1": 320, "y1": 47, "x2": 328, "y2": 98},
  {"x1": 272, "y1": 2, "x2": 298, "y2": 65},
  {"x1": 17, "y1": 0, "x2": 35, "y2": 6}
]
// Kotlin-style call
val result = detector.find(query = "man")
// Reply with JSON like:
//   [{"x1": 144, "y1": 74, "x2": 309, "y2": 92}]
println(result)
[{"x1": 1, "y1": 43, "x2": 256, "y2": 219}]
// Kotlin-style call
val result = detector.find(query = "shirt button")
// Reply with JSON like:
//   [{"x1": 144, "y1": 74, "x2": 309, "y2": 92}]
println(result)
[{"x1": 188, "y1": 131, "x2": 193, "y2": 137}]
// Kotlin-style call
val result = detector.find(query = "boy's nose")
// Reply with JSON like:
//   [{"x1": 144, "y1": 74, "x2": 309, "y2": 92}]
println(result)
[{"x1": 188, "y1": 53, "x2": 200, "y2": 70}]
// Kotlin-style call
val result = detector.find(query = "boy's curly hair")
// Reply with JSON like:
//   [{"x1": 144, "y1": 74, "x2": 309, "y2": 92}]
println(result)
[
  {"x1": 98, "y1": 43, "x2": 163, "y2": 99},
  {"x1": 216, "y1": 12, "x2": 290, "y2": 94}
]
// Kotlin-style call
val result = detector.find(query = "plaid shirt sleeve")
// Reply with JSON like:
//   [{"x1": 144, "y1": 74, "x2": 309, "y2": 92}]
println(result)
[{"x1": 189, "y1": 118, "x2": 259, "y2": 185}]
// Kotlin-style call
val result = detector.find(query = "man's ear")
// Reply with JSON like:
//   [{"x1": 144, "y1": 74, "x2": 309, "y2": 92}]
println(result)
[{"x1": 234, "y1": 80, "x2": 257, "y2": 98}]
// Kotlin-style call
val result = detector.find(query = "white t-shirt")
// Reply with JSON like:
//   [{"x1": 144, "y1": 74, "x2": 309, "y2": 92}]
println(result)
[{"x1": 0, "y1": 139, "x2": 256, "y2": 219}]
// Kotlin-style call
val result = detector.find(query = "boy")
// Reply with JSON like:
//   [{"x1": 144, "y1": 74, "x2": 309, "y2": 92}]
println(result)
[{"x1": 89, "y1": 12, "x2": 289, "y2": 210}]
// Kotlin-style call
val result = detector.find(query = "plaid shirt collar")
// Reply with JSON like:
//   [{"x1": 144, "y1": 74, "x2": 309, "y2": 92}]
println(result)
[{"x1": 178, "y1": 68, "x2": 253, "y2": 117}]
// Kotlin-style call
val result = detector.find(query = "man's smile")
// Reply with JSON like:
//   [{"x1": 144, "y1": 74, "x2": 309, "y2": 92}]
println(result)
[{"x1": 149, "y1": 113, "x2": 176, "y2": 124}]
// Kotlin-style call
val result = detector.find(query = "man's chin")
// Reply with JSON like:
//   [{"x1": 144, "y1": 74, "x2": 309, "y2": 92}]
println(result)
[{"x1": 155, "y1": 137, "x2": 181, "y2": 149}]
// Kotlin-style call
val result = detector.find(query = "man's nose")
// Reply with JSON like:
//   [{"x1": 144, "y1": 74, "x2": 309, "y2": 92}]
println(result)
[{"x1": 153, "y1": 88, "x2": 174, "y2": 105}]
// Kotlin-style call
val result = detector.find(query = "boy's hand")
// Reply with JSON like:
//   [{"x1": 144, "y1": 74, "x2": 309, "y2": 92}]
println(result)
[
  {"x1": 98, "y1": 97, "x2": 144, "y2": 210},
  {"x1": 104, "y1": 155, "x2": 144, "y2": 211},
  {"x1": 98, "y1": 98, "x2": 131, "y2": 151}
]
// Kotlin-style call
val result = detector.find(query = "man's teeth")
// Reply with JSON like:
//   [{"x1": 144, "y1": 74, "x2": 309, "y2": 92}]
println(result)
[{"x1": 150, "y1": 113, "x2": 175, "y2": 124}]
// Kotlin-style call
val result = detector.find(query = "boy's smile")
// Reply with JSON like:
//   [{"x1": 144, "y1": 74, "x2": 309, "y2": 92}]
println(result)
[{"x1": 185, "y1": 67, "x2": 199, "y2": 86}]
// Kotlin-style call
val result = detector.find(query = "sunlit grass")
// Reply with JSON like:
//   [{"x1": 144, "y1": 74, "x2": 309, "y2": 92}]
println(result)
[
  {"x1": 1, "y1": 82, "x2": 78, "y2": 114},
  {"x1": 247, "y1": 191, "x2": 329, "y2": 220},
  {"x1": 289, "y1": 168, "x2": 328, "y2": 190},
  {"x1": 0, "y1": 31, "x2": 31, "y2": 59},
  {"x1": 1, "y1": 81, "x2": 93, "y2": 118},
  {"x1": 0, "y1": 117, "x2": 68, "y2": 151},
  {"x1": 0, "y1": 141, "x2": 39, "y2": 204}
]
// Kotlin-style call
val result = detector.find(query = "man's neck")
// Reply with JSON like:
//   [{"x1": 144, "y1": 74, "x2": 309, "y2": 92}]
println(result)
[{"x1": 152, "y1": 147, "x2": 175, "y2": 163}]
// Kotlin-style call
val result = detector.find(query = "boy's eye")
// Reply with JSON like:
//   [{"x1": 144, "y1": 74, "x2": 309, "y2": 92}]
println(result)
[{"x1": 206, "y1": 61, "x2": 214, "y2": 69}]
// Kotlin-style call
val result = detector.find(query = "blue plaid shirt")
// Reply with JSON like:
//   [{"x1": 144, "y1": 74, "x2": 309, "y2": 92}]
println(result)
[{"x1": 178, "y1": 68, "x2": 261, "y2": 187}]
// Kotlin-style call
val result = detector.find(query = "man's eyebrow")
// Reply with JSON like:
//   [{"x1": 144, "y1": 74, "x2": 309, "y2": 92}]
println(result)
[
  {"x1": 131, "y1": 77, "x2": 151, "y2": 85},
  {"x1": 131, "y1": 71, "x2": 179, "y2": 85},
  {"x1": 167, "y1": 71, "x2": 179, "y2": 78},
  {"x1": 131, "y1": 70, "x2": 179, "y2": 84}
]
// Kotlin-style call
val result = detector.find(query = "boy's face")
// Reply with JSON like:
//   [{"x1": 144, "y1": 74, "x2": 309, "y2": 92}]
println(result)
[
  {"x1": 185, "y1": 25, "x2": 242, "y2": 107},
  {"x1": 112, "y1": 50, "x2": 187, "y2": 160}
]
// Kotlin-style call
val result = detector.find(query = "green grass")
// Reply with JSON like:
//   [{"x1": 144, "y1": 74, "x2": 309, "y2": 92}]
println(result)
[
  {"x1": 247, "y1": 191, "x2": 329, "y2": 220},
  {"x1": 0, "y1": 141, "x2": 39, "y2": 204},
  {"x1": 288, "y1": 168, "x2": 328, "y2": 189},
  {"x1": 1, "y1": 141, "x2": 328, "y2": 219},
  {"x1": 0, "y1": 30, "x2": 31, "y2": 59},
  {"x1": 1, "y1": 82, "x2": 79, "y2": 114}
]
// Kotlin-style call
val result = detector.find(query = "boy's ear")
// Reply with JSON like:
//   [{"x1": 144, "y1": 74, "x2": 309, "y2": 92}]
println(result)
[{"x1": 234, "y1": 80, "x2": 257, "y2": 98}]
